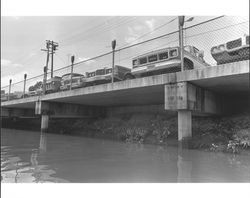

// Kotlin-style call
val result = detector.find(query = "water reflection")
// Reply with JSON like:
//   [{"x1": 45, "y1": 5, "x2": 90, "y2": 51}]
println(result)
[
  {"x1": 1, "y1": 128, "x2": 250, "y2": 183},
  {"x1": 177, "y1": 146, "x2": 192, "y2": 183},
  {"x1": 1, "y1": 130, "x2": 67, "y2": 183},
  {"x1": 39, "y1": 131, "x2": 47, "y2": 153}
]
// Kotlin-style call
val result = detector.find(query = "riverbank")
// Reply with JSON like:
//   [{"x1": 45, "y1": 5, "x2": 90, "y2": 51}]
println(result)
[
  {"x1": 2, "y1": 112, "x2": 250, "y2": 153},
  {"x1": 47, "y1": 112, "x2": 250, "y2": 153}
]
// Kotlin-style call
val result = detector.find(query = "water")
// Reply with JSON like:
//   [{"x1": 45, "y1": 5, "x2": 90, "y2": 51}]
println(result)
[{"x1": 1, "y1": 128, "x2": 250, "y2": 183}]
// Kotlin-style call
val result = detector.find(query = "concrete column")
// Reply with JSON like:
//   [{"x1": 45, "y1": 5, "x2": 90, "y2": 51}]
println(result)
[
  {"x1": 41, "y1": 114, "x2": 49, "y2": 132},
  {"x1": 178, "y1": 110, "x2": 192, "y2": 141}
]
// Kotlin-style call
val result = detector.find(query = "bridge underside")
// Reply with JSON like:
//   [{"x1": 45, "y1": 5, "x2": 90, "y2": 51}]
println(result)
[{"x1": 1, "y1": 60, "x2": 249, "y2": 140}]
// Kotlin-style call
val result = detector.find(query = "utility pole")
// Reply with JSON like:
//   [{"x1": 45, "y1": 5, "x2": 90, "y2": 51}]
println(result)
[
  {"x1": 23, "y1": 73, "x2": 27, "y2": 98},
  {"x1": 51, "y1": 40, "x2": 54, "y2": 78},
  {"x1": 178, "y1": 16, "x2": 185, "y2": 71},
  {"x1": 111, "y1": 40, "x2": 116, "y2": 84},
  {"x1": 41, "y1": 40, "x2": 58, "y2": 79},
  {"x1": 41, "y1": 40, "x2": 58, "y2": 93},
  {"x1": 41, "y1": 41, "x2": 50, "y2": 95},
  {"x1": 50, "y1": 40, "x2": 58, "y2": 78}
]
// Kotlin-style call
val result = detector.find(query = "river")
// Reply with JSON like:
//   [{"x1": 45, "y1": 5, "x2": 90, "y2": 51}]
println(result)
[{"x1": 1, "y1": 128, "x2": 250, "y2": 183}]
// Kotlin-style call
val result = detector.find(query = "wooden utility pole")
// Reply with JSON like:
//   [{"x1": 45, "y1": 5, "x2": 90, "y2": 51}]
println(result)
[
  {"x1": 41, "y1": 41, "x2": 50, "y2": 95},
  {"x1": 51, "y1": 40, "x2": 54, "y2": 78},
  {"x1": 49, "y1": 40, "x2": 58, "y2": 78},
  {"x1": 41, "y1": 40, "x2": 58, "y2": 94}
]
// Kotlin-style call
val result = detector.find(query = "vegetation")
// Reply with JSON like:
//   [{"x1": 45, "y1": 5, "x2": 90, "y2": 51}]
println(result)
[
  {"x1": 191, "y1": 113, "x2": 250, "y2": 153},
  {"x1": 3, "y1": 112, "x2": 250, "y2": 154},
  {"x1": 48, "y1": 112, "x2": 250, "y2": 154}
]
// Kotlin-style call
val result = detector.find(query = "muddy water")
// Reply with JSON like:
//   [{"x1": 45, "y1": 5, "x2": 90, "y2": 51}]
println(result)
[{"x1": 1, "y1": 128, "x2": 250, "y2": 183}]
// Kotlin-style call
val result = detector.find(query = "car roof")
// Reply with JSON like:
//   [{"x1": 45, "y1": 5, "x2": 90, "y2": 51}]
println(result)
[
  {"x1": 132, "y1": 45, "x2": 197, "y2": 60},
  {"x1": 62, "y1": 73, "x2": 84, "y2": 77},
  {"x1": 132, "y1": 46, "x2": 179, "y2": 60}
]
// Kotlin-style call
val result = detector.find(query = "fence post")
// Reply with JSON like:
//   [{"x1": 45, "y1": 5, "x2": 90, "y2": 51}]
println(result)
[
  {"x1": 70, "y1": 55, "x2": 75, "y2": 90},
  {"x1": 111, "y1": 40, "x2": 116, "y2": 84},
  {"x1": 23, "y1": 73, "x2": 27, "y2": 98},
  {"x1": 178, "y1": 16, "x2": 185, "y2": 71},
  {"x1": 43, "y1": 66, "x2": 47, "y2": 95},
  {"x1": 8, "y1": 79, "x2": 12, "y2": 101}
]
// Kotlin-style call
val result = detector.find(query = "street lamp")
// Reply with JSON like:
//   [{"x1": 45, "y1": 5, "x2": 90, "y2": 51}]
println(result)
[
  {"x1": 70, "y1": 55, "x2": 75, "y2": 90},
  {"x1": 111, "y1": 40, "x2": 116, "y2": 84}
]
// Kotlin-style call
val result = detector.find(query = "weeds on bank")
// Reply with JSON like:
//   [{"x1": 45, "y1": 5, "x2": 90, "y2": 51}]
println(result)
[{"x1": 49, "y1": 113, "x2": 250, "y2": 154}]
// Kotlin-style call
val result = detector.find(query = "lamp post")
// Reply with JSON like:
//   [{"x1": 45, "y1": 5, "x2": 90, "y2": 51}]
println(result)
[
  {"x1": 23, "y1": 73, "x2": 27, "y2": 98},
  {"x1": 111, "y1": 40, "x2": 116, "y2": 84},
  {"x1": 8, "y1": 79, "x2": 12, "y2": 101},
  {"x1": 70, "y1": 55, "x2": 75, "y2": 90},
  {"x1": 178, "y1": 16, "x2": 185, "y2": 71}
]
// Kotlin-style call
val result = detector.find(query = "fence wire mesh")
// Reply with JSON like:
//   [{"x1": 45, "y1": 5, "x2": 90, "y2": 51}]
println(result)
[{"x1": 1, "y1": 16, "x2": 249, "y2": 102}]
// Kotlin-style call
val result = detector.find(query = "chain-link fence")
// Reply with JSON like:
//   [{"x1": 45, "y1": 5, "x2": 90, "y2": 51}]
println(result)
[
  {"x1": 184, "y1": 16, "x2": 249, "y2": 66},
  {"x1": 1, "y1": 16, "x2": 249, "y2": 102}
]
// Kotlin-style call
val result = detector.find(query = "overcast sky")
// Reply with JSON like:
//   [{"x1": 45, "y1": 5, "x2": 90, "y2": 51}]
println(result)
[{"x1": 1, "y1": 16, "x2": 249, "y2": 90}]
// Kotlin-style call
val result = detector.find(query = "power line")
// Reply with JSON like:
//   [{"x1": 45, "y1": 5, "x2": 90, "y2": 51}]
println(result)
[
  {"x1": 1, "y1": 15, "x2": 226, "y2": 89},
  {"x1": 55, "y1": 53, "x2": 67, "y2": 65},
  {"x1": 121, "y1": 17, "x2": 178, "y2": 48},
  {"x1": 58, "y1": 17, "x2": 120, "y2": 42},
  {"x1": 116, "y1": 16, "x2": 225, "y2": 53},
  {"x1": 184, "y1": 20, "x2": 249, "y2": 39},
  {"x1": 60, "y1": 17, "x2": 138, "y2": 47},
  {"x1": 51, "y1": 16, "x2": 227, "y2": 72}
]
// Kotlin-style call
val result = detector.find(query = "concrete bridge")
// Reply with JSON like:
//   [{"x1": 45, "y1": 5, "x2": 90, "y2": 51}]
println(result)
[{"x1": 1, "y1": 60, "x2": 249, "y2": 140}]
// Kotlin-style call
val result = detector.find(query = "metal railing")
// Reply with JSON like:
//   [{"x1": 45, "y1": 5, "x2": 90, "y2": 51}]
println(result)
[{"x1": 1, "y1": 16, "x2": 249, "y2": 102}]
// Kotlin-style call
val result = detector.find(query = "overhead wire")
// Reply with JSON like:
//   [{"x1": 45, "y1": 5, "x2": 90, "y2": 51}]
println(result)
[
  {"x1": 59, "y1": 17, "x2": 138, "y2": 47},
  {"x1": 120, "y1": 17, "x2": 178, "y2": 48},
  {"x1": 1, "y1": 15, "x2": 227, "y2": 89}
]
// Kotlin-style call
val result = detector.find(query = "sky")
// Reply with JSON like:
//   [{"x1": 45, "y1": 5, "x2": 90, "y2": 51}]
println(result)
[
  {"x1": 1, "y1": 15, "x2": 249, "y2": 91},
  {"x1": 1, "y1": 1, "x2": 250, "y2": 198}
]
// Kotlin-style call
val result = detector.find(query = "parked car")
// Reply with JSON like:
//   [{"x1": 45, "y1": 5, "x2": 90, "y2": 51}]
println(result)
[
  {"x1": 44, "y1": 76, "x2": 62, "y2": 93},
  {"x1": 28, "y1": 89, "x2": 43, "y2": 97},
  {"x1": 1, "y1": 93, "x2": 8, "y2": 102},
  {"x1": 211, "y1": 35, "x2": 249, "y2": 65},
  {"x1": 124, "y1": 45, "x2": 209, "y2": 79},
  {"x1": 85, "y1": 65, "x2": 131, "y2": 85},
  {"x1": 12, "y1": 91, "x2": 23, "y2": 99},
  {"x1": 60, "y1": 73, "x2": 85, "y2": 90}
]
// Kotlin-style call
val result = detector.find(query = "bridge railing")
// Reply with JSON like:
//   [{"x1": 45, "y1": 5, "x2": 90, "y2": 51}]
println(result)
[{"x1": 184, "y1": 16, "x2": 249, "y2": 66}]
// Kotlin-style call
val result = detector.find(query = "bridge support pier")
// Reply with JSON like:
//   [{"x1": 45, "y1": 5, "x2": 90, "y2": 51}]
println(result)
[
  {"x1": 165, "y1": 82, "x2": 221, "y2": 141},
  {"x1": 178, "y1": 110, "x2": 192, "y2": 141},
  {"x1": 41, "y1": 114, "x2": 49, "y2": 132}
]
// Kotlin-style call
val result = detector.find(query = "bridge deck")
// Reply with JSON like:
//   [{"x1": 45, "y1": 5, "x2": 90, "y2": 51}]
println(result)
[{"x1": 1, "y1": 60, "x2": 249, "y2": 109}]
